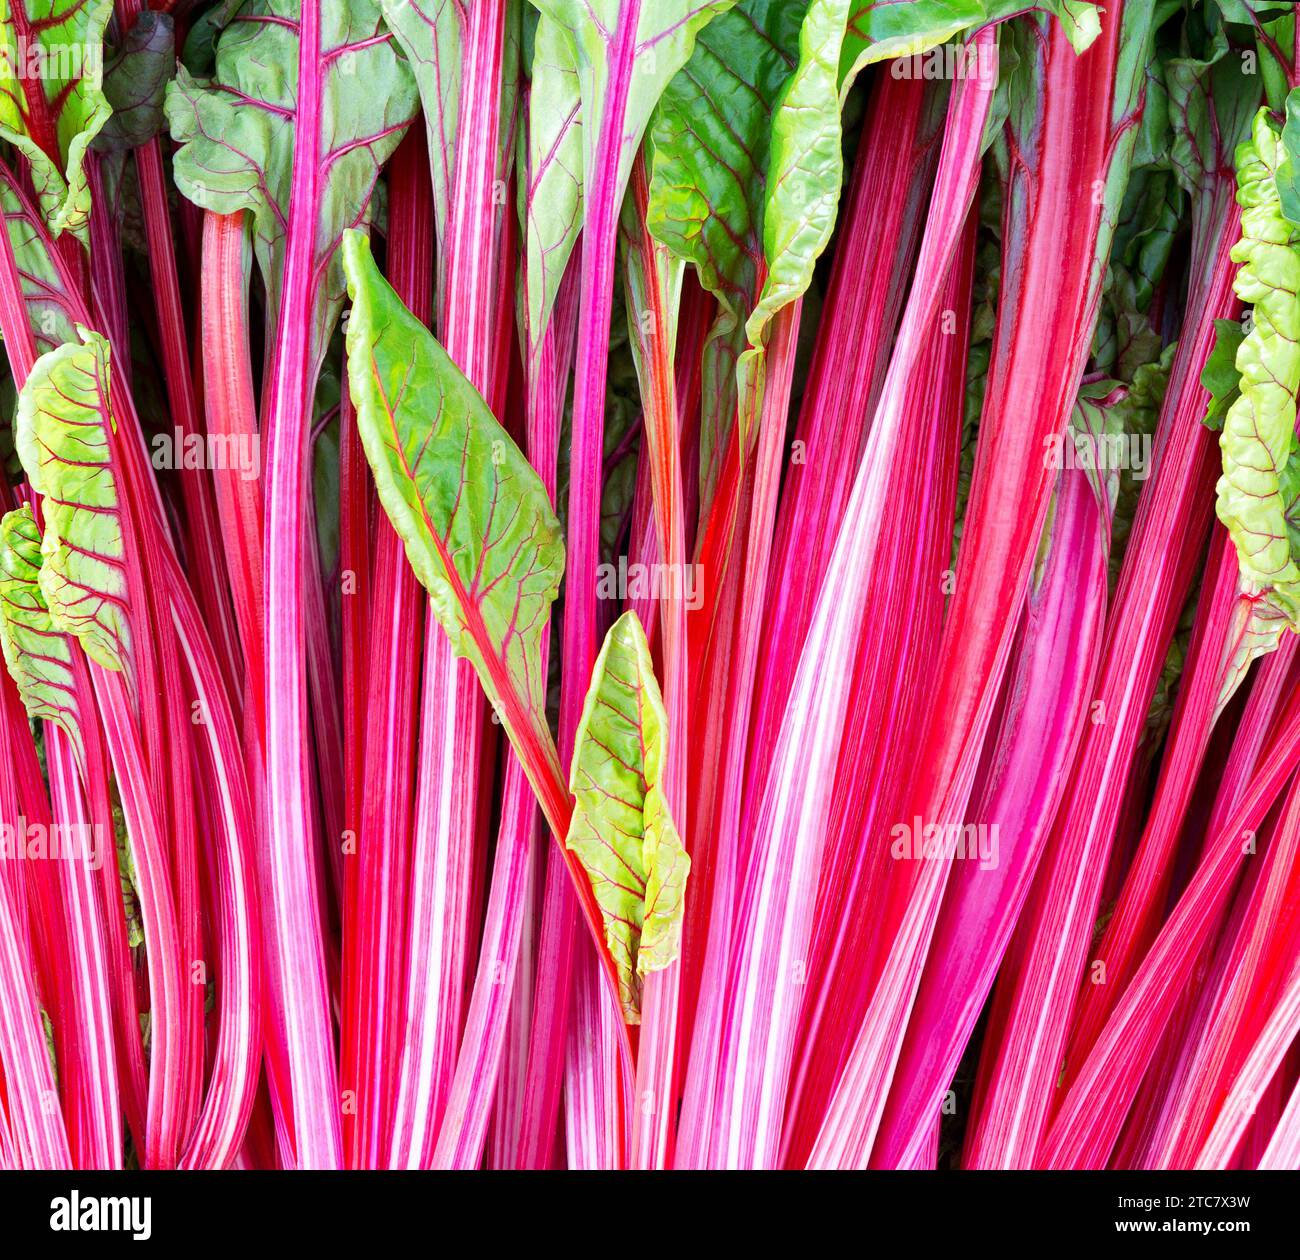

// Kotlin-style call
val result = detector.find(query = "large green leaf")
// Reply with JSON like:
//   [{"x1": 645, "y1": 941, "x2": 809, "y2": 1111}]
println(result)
[
  {"x1": 1166, "y1": 44, "x2": 1260, "y2": 206},
  {"x1": 567, "y1": 611, "x2": 689, "y2": 1022},
  {"x1": 14, "y1": 327, "x2": 129, "y2": 673},
  {"x1": 0, "y1": 0, "x2": 113, "y2": 241},
  {"x1": 340, "y1": 229, "x2": 563, "y2": 787},
  {"x1": 646, "y1": 0, "x2": 804, "y2": 502},
  {"x1": 95, "y1": 11, "x2": 176, "y2": 153},
  {"x1": 165, "y1": 0, "x2": 418, "y2": 359},
  {"x1": 0, "y1": 504, "x2": 82, "y2": 760}
]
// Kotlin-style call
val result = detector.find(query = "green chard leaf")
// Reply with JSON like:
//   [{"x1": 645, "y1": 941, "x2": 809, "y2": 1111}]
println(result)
[
  {"x1": 531, "y1": 0, "x2": 738, "y2": 200},
  {"x1": 567, "y1": 611, "x2": 689, "y2": 1022},
  {"x1": 1215, "y1": 109, "x2": 1300, "y2": 620},
  {"x1": 521, "y1": 13, "x2": 583, "y2": 347},
  {"x1": 1276, "y1": 85, "x2": 1300, "y2": 228},
  {"x1": 0, "y1": 504, "x2": 82, "y2": 761},
  {"x1": 839, "y1": 1, "x2": 1099, "y2": 91},
  {"x1": 340, "y1": 229, "x2": 563, "y2": 789},
  {"x1": 0, "y1": 171, "x2": 81, "y2": 354},
  {"x1": 1201, "y1": 317, "x2": 1247, "y2": 431},
  {"x1": 14, "y1": 328, "x2": 129, "y2": 673},
  {"x1": 165, "y1": 0, "x2": 418, "y2": 357},
  {"x1": 523, "y1": 0, "x2": 739, "y2": 351},
  {"x1": 735, "y1": 0, "x2": 850, "y2": 438},
  {"x1": 0, "y1": 0, "x2": 113, "y2": 241},
  {"x1": 377, "y1": 0, "x2": 462, "y2": 249},
  {"x1": 95, "y1": 11, "x2": 176, "y2": 152},
  {"x1": 1165, "y1": 44, "x2": 1259, "y2": 209},
  {"x1": 646, "y1": 0, "x2": 804, "y2": 505}
]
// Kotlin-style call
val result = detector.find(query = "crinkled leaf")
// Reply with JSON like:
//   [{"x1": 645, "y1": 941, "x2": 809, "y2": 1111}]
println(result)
[
  {"x1": 1202, "y1": 317, "x2": 1247, "y2": 431},
  {"x1": 1108, "y1": 344, "x2": 1174, "y2": 587},
  {"x1": 0, "y1": 0, "x2": 113, "y2": 241},
  {"x1": 1065, "y1": 380, "x2": 1130, "y2": 520},
  {"x1": 0, "y1": 504, "x2": 81, "y2": 760},
  {"x1": 14, "y1": 328, "x2": 129, "y2": 672},
  {"x1": 1216, "y1": 110, "x2": 1300, "y2": 620},
  {"x1": 567, "y1": 611, "x2": 689, "y2": 1022},
  {"x1": 165, "y1": 0, "x2": 418, "y2": 357},
  {"x1": 1211, "y1": 1, "x2": 1296, "y2": 24},
  {"x1": 95, "y1": 11, "x2": 176, "y2": 152},
  {"x1": 340, "y1": 229, "x2": 562, "y2": 784},
  {"x1": 646, "y1": 0, "x2": 803, "y2": 503},
  {"x1": 113, "y1": 802, "x2": 143, "y2": 949}
]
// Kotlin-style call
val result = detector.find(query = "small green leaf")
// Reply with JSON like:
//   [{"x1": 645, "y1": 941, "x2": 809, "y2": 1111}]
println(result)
[
  {"x1": 0, "y1": 173, "x2": 81, "y2": 355},
  {"x1": 0, "y1": 505, "x2": 82, "y2": 761},
  {"x1": 340, "y1": 230, "x2": 563, "y2": 789},
  {"x1": 0, "y1": 0, "x2": 113, "y2": 241},
  {"x1": 567, "y1": 611, "x2": 689, "y2": 1022},
  {"x1": 376, "y1": 0, "x2": 462, "y2": 250},
  {"x1": 522, "y1": 14, "x2": 584, "y2": 345},
  {"x1": 14, "y1": 327, "x2": 130, "y2": 672},
  {"x1": 1202, "y1": 318, "x2": 1247, "y2": 431}
]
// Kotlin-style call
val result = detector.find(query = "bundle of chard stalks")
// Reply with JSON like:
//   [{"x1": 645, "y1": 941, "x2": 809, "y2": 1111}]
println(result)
[{"x1": 3, "y1": 0, "x2": 1300, "y2": 1174}]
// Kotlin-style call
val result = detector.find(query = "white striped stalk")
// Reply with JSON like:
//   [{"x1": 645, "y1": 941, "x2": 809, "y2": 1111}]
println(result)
[
  {"x1": 432, "y1": 258, "x2": 572, "y2": 1167},
  {"x1": 1259, "y1": 1072, "x2": 1300, "y2": 1168},
  {"x1": 0, "y1": 1099, "x2": 14, "y2": 1168},
  {"x1": 624, "y1": 161, "x2": 689, "y2": 1169},
  {"x1": 1040, "y1": 698, "x2": 1300, "y2": 1168},
  {"x1": 433, "y1": 759, "x2": 539, "y2": 1167},
  {"x1": 91, "y1": 666, "x2": 186, "y2": 1167},
  {"x1": 46, "y1": 726, "x2": 121, "y2": 1168},
  {"x1": 1153, "y1": 752, "x2": 1300, "y2": 1166},
  {"x1": 390, "y1": 0, "x2": 508, "y2": 1167},
  {"x1": 706, "y1": 52, "x2": 994, "y2": 1168},
  {"x1": 261, "y1": 0, "x2": 342, "y2": 1168},
  {"x1": 489, "y1": 832, "x2": 541, "y2": 1166},
  {"x1": 391, "y1": 647, "x2": 483, "y2": 1165},
  {"x1": 566, "y1": 948, "x2": 623, "y2": 1167},
  {"x1": 0, "y1": 874, "x2": 69, "y2": 1167},
  {"x1": 0, "y1": 706, "x2": 70, "y2": 1168},
  {"x1": 170, "y1": 581, "x2": 261, "y2": 1169},
  {"x1": 1196, "y1": 957, "x2": 1300, "y2": 1169}
]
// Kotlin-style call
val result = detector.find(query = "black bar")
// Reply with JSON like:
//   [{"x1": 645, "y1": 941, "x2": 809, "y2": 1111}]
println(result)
[{"x1": 0, "y1": 1169, "x2": 1291, "y2": 1246}]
